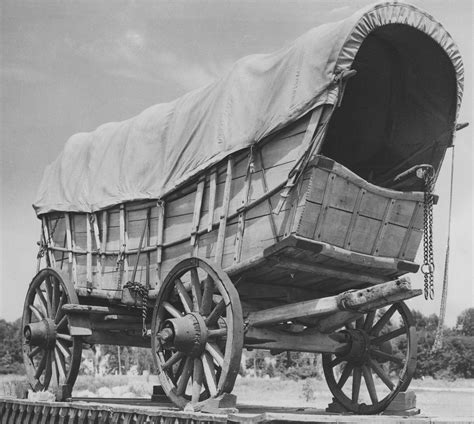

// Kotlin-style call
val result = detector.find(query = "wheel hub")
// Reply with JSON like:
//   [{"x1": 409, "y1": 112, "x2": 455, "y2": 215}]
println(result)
[
  {"x1": 157, "y1": 313, "x2": 208, "y2": 357},
  {"x1": 342, "y1": 329, "x2": 370, "y2": 365},
  {"x1": 24, "y1": 318, "x2": 56, "y2": 349}
]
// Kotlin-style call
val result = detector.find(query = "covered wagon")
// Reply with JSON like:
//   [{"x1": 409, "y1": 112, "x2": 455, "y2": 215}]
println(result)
[{"x1": 22, "y1": 1, "x2": 464, "y2": 414}]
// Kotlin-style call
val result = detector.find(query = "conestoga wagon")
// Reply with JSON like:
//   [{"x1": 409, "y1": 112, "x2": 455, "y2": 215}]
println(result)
[{"x1": 22, "y1": 2, "x2": 464, "y2": 414}]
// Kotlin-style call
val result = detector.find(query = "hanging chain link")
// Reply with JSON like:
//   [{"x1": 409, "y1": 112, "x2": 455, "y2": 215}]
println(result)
[
  {"x1": 123, "y1": 281, "x2": 149, "y2": 336},
  {"x1": 421, "y1": 167, "x2": 435, "y2": 300}
]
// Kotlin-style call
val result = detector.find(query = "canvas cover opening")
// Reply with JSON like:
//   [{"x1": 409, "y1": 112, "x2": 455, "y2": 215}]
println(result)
[{"x1": 323, "y1": 24, "x2": 458, "y2": 190}]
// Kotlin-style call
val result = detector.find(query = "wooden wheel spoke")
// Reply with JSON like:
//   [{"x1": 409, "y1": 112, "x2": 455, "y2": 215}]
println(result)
[
  {"x1": 175, "y1": 279, "x2": 193, "y2": 314},
  {"x1": 56, "y1": 340, "x2": 71, "y2": 359},
  {"x1": 202, "y1": 352, "x2": 217, "y2": 396},
  {"x1": 191, "y1": 358, "x2": 204, "y2": 404},
  {"x1": 370, "y1": 304, "x2": 397, "y2": 336},
  {"x1": 176, "y1": 357, "x2": 193, "y2": 396},
  {"x1": 200, "y1": 276, "x2": 214, "y2": 316},
  {"x1": 51, "y1": 277, "x2": 59, "y2": 315},
  {"x1": 163, "y1": 301, "x2": 183, "y2": 318},
  {"x1": 337, "y1": 363, "x2": 353, "y2": 389},
  {"x1": 355, "y1": 317, "x2": 365, "y2": 329},
  {"x1": 205, "y1": 342, "x2": 224, "y2": 368},
  {"x1": 57, "y1": 333, "x2": 73, "y2": 342},
  {"x1": 29, "y1": 346, "x2": 42, "y2": 359},
  {"x1": 362, "y1": 365, "x2": 378, "y2": 404},
  {"x1": 56, "y1": 315, "x2": 68, "y2": 330},
  {"x1": 207, "y1": 328, "x2": 227, "y2": 339},
  {"x1": 190, "y1": 269, "x2": 202, "y2": 312},
  {"x1": 162, "y1": 352, "x2": 185, "y2": 371},
  {"x1": 368, "y1": 357, "x2": 395, "y2": 390},
  {"x1": 54, "y1": 292, "x2": 67, "y2": 322},
  {"x1": 370, "y1": 347, "x2": 404, "y2": 365},
  {"x1": 35, "y1": 288, "x2": 50, "y2": 318},
  {"x1": 363, "y1": 311, "x2": 376, "y2": 331},
  {"x1": 54, "y1": 347, "x2": 67, "y2": 382},
  {"x1": 43, "y1": 351, "x2": 52, "y2": 387},
  {"x1": 371, "y1": 327, "x2": 406, "y2": 345},
  {"x1": 29, "y1": 304, "x2": 44, "y2": 321},
  {"x1": 44, "y1": 279, "x2": 53, "y2": 315},
  {"x1": 172, "y1": 356, "x2": 186, "y2": 385},
  {"x1": 205, "y1": 300, "x2": 226, "y2": 326},
  {"x1": 330, "y1": 356, "x2": 344, "y2": 368},
  {"x1": 352, "y1": 366, "x2": 362, "y2": 403},
  {"x1": 34, "y1": 353, "x2": 47, "y2": 380}
]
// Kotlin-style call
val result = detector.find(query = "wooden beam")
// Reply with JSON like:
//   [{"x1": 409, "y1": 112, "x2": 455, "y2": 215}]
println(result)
[
  {"x1": 62, "y1": 303, "x2": 141, "y2": 315},
  {"x1": 271, "y1": 256, "x2": 388, "y2": 285},
  {"x1": 215, "y1": 157, "x2": 233, "y2": 266},
  {"x1": 244, "y1": 327, "x2": 347, "y2": 354},
  {"x1": 247, "y1": 277, "x2": 420, "y2": 327}
]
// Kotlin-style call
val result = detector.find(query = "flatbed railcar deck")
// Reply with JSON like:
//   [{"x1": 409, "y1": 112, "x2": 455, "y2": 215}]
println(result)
[{"x1": 2, "y1": 397, "x2": 473, "y2": 424}]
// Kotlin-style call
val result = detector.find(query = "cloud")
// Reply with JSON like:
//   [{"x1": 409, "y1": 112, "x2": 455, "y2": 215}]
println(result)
[{"x1": 1, "y1": 64, "x2": 51, "y2": 84}]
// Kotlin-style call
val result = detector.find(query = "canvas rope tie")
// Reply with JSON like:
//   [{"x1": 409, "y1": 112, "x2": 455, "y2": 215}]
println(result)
[
  {"x1": 37, "y1": 216, "x2": 61, "y2": 267},
  {"x1": 421, "y1": 166, "x2": 435, "y2": 300},
  {"x1": 123, "y1": 281, "x2": 149, "y2": 336}
]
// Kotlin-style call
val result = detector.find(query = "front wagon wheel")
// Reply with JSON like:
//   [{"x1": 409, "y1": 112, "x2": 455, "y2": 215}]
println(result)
[
  {"x1": 322, "y1": 301, "x2": 417, "y2": 414},
  {"x1": 22, "y1": 268, "x2": 82, "y2": 400},
  {"x1": 152, "y1": 257, "x2": 243, "y2": 409}
]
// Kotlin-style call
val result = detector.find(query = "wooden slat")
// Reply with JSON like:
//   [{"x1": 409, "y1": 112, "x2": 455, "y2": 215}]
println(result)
[
  {"x1": 258, "y1": 150, "x2": 278, "y2": 241},
  {"x1": 86, "y1": 214, "x2": 93, "y2": 290},
  {"x1": 399, "y1": 201, "x2": 422, "y2": 259},
  {"x1": 156, "y1": 200, "x2": 165, "y2": 286},
  {"x1": 145, "y1": 208, "x2": 151, "y2": 288},
  {"x1": 343, "y1": 188, "x2": 366, "y2": 249},
  {"x1": 215, "y1": 157, "x2": 233, "y2": 266},
  {"x1": 313, "y1": 172, "x2": 335, "y2": 240},
  {"x1": 64, "y1": 213, "x2": 73, "y2": 267},
  {"x1": 207, "y1": 171, "x2": 217, "y2": 232},
  {"x1": 371, "y1": 199, "x2": 395, "y2": 256},
  {"x1": 42, "y1": 216, "x2": 56, "y2": 268},
  {"x1": 190, "y1": 179, "x2": 205, "y2": 249},
  {"x1": 234, "y1": 153, "x2": 253, "y2": 263},
  {"x1": 92, "y1": 213, "x2": 102, "y2": 287}
]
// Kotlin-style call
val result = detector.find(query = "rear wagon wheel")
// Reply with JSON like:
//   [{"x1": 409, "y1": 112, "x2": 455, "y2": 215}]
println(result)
[{"x1": 22, "y1": 268, "x2": 82, "y2": 400}]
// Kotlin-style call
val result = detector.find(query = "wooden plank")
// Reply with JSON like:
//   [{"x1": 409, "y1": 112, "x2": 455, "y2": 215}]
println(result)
[
  {"x1": 215, "y1": 157, "x2": 233, "y2": 266},
  {"x1": 313, "y1": 172, "x2": 336, "y2": 240},
  {"x1": 64, "y1": 213, "x2": 73, "y2": 266},
  {"x1": 92, "y1": 213, "x2": 102, "y2": 287},
  {"x1": 343, "y1": 188, "x2": 366, "y2": 249},
  {"x1": 372, "y1": 199, "x2": 396, "y2": 256},
  {"x1": 42, "y1": 216, "x2": 56, "y2": 268},
  {"x1": 191, "y1": 179, "x2": 205, "y2": 249},
  {"x1": 156, "y1": 200, "x2": 165, "y2": 285},
  {"x1": 86, "y1": 214, "x2": 93, "y2": 290},
  {"x1": 207, "y1": 171, "x2": 217, "y2": 232},
  {"x1": 118, "y1": 205, "x2": 126, "y2": 290}
]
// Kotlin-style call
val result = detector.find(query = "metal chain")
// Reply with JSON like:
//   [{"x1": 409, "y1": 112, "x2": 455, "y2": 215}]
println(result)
[
  {"x1": 123, "y1": 281, "x2": 148, "y2": 336},
  {"x1": 421, "y1": 168, "x2": 435, "y2": 300}
]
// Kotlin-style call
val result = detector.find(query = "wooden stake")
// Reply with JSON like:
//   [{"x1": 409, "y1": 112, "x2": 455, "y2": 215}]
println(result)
[
  {"x1": 86, "y1": 214, "x2": 93, "y2": 291},
  {"x1": 207, "y1": 171, "x2": 217, "y2": 232},
  {"x1": 191, "y1": 178, "x2": 205, "y2": 250},
  {"x1": 156, "y1": 200, "x2": 165, "y2": 286},
  {"x1": 65, "y1": 213, "x2": 74, "y2": 280},
  {"x1": 92, "y1": 213, "x2": 102, "y2": 287},
  {"x1": 258, "y1": 149, "x2": 278, "y2": 241},
  {"x1": 41, "y1": 216, "x2": 56, "y2": 268},
  {"x1": 215, "y1": 157, "x2": 233, "y2": 266}
]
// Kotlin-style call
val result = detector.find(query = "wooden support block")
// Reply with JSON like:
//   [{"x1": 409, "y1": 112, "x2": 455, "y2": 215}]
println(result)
[
  {"x1": 199, "y1": 393, "x2": 238, "y2": 414},
  {"x1": 383, "y1": 391, "x2": 419, "y2": 415}
]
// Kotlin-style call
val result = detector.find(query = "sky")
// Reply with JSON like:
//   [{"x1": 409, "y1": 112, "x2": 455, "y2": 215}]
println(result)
[{"x1": 0, "y1": 0, "x2": 472, "y2": 326}]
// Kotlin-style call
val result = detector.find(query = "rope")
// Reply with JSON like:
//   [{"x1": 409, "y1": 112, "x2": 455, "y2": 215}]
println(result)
[{"x1": 432, "y1": 146, "x2": 455, "y2": 352}]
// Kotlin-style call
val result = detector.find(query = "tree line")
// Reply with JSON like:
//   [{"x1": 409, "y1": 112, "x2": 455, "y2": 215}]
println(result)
[{"x1": 1, "y1": 308, "x2": 473, "y2": 380}]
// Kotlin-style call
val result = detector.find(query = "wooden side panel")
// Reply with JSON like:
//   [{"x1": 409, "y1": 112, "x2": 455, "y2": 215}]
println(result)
[{"x1": 294, "y1": 160, "x2": 424, "y2": 261}]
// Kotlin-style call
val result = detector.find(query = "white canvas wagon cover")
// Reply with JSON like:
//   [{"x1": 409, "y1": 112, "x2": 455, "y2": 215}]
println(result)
[{"x1": 34, "y1": 1, "x2": 463, "y2": 215}]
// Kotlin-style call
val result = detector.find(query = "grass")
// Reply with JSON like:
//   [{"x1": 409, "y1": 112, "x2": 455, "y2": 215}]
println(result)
[{"x1": 1, "y1": 373, "x2": 472, "y2": 417}]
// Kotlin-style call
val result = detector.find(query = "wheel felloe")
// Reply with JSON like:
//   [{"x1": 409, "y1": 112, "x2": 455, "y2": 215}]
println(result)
[
  {"x1": 152, "y1": 257, "x2": 243, "y2": 409},
  {"x1": 322, "y1": 302, "x2": 417, "y2": 414}
]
